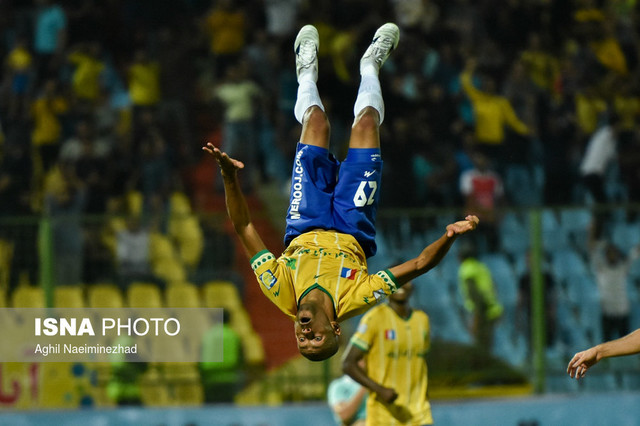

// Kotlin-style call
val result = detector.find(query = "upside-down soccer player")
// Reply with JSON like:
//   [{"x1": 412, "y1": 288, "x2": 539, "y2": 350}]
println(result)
[{"x1": 203, "y1": 22, "x2": 479, "y2": 361}]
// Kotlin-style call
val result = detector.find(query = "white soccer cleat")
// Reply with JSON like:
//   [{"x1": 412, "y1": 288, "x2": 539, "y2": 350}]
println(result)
[
  {"x1": 360, "y1": 23, "x2": 400, "y2": 74},
  {"x1": 294, "y1": 24, "x2": 319, "y2": 82}
]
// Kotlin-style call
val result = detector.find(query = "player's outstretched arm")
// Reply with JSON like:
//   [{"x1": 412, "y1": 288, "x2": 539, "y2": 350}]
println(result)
[
  {"x1": 342, "y1": 343, "x2": 398, "y2": 404},
  {"x1": 388, "y1": 215, "x2": 479, "y2": 286},
  {"x1": 567, "y1": 328, "x2": 640, "y2": 379},
  {"x1": 202, "y1": 143, "x2": 267, "y2": 258}
]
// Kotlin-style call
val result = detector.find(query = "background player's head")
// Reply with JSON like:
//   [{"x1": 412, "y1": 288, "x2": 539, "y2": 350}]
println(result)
[
  {"x1": 295, "y1": 303, "x2": 341, "y2": 361},
  {"x1": 389, "y1": 282, "x2": 413, "y2": 305}
]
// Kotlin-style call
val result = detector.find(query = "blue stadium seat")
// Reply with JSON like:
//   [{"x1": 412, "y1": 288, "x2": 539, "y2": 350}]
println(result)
[
  {"x1": 413, "y1": 272, "x2": 451, "y2": 311},
  {"x1": 505, "y1": 165, "x2": 538, "y2": 206},
  {"x1": 480, "y1": 253, "x2": 518, "y2": 307},
  {"x1": 559, "y1": 208, "x2": 592, "y2": 248},
  {"x1": 499, "y1": 211, "x2": 530, "y2": 256},
  {"x1": 550, "y1": 248, "x2": 589, "y2": 285},
  {"x1": 492, "y1": 320, "x2": 527, "y2": 367},
  {"x1": 611, "y1": 220, "x2": 640, "y2": 254},
  {"x1": 542, "y1": 209, "x2": 571, "y2": 251},
  {"x1": 413, "y1": 273, "x2": 472, "y2": 345}
]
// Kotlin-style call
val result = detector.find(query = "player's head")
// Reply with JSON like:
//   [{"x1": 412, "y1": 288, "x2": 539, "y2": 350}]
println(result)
[
  {"x1": 604, "y1": 242, "x2": 623, "y2": 265},
  {"x1": 459, "y1": 241, "x2": 477, "y2": 260},
  {"x1": 389, "y1": 282, "x2": 413, "y2": 304},
  {"x1": 295, "y1": 303, "x2": 341, "y2": 361}
]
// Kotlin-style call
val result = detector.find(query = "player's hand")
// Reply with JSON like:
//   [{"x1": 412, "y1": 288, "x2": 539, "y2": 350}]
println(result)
[
  {"x1": 202, "y1": 143, "x2": 244, "y2": 177},
  {"x1": 446, "y1": 215, "x2": 479, "y2": 237},
  {"x1": 567, "y1": 347, "x2": 598, "y2": 379},
  {"x1": 376, "y1": 386, "x2": 398, "y2": 404}
]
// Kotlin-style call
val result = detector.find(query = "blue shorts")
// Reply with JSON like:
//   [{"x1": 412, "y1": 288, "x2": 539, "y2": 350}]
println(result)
[{"x1": 284, "y1": 142, "x2": 383, "y2": 258}]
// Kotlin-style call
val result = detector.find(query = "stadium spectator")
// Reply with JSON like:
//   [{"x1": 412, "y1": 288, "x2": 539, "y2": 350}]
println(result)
[
  {"x1": 106, "y1": 336, "x2": 147, "y2": 406},
  {"x1": 0, "y1": 143, "x2": 37, "y2": 291},
  {"x1": 262, "y1": 0, "x2": 301, "y2": 41},
  {"x1": 65, "y1": 121, "x2": 110, "y2": 214},
  {"x1": 44, "y1": 162, "x2": 86, "y2": 287},
  {"x1": 588, "y1": 220, "x2": 640, "y2": 342},
  {"x1": 212, "y1": 59, "x2": 263, "y2": 192},
  {"x1": 457, "y1": 242, "x2": 503, "y2": 353},
  {"x1": 30, "y1": 78, "x2": 69, "y2": 173},
  {"x1": 114, "y1": 214, "x2": 156, "y2": 289},
  {"x1": 518, "y1": 32, "x2": 559, "y2": 93},
  {"x1": 32, "y1": 0, "x2": 67, "y2": 80},
  {"x1": 327, "y1": 358, "x2": 367, "y2": 426},
  {"x1": 459, "y1": 57, "x2": 530, "y2": 169},
  {"x1": 517, "y1": 250, "x2": 558, "y2": 349},
  {"x1": 202, "y1": 0, "x2": 247, "y2": 79},
  {"x1": 459, "y1": 150, "x2": 504, "y2": 251},
  {"x1": 204, "y1": 23, "x2": 479, "y2": 361},
  {"x1": 128, "y1": 48, "x2": 161, "y2": 142},
  {"x1": 67, "y1": 42, "x2": 106, "y2": 111},
  {"x1": 3, "y1": 36, "x2": 34, "y2": 121},
  {"x1": 574, "y1": 86, "x2": 607, "y2": 139},
  {"x1": 200, "y1": 308, "x2": 243, "y2": 403},
  {"x1": 579, "y1": 113, "x2": 621, "y2": 206},
  {"x1": 618, "y1": 127, "x2": 640, "y2": 216},
  {"x1": 343, "y1": 283, "x2": 433, "y2": 425},
  {"x1": 136, "y1": 111, "x2": 171, "y2": 213}
]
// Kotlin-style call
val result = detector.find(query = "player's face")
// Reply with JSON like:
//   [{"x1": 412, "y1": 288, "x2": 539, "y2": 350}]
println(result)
[{"x1": 294, "y1": 307, "x2": 335, "y2": 350}]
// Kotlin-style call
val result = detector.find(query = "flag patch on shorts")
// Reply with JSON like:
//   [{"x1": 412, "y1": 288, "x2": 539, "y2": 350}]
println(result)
[
  {"x1": 385, "y1": 329, "x2": 396, "y2": 340},
  {"x1": 340, "y1": 267, "x2": 357, "y2": 280}
]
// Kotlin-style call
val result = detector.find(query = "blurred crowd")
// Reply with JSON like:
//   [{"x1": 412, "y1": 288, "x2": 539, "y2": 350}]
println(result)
[{"x1": 1, "y1": 0, "x2": 640, "y2": 286}]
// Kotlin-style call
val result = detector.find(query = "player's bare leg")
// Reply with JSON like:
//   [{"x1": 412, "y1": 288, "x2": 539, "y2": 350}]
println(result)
[
  {"x1": 294, "y1": 25, "x2": 329, "y2": 149},
  {"x1": 349, "y1": 23, "x2": 399, "y2": 149}
]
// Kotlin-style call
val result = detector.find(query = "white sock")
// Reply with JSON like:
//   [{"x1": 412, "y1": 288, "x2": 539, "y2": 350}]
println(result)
[
  {"x1": 294, "y1": 80, "x2": 324, "y2": 124},
  {"x1": 353, "y1": 74, "x2": 384, "y2": 123},
  {"x1": 361, "y1": 62, "x2": 379, "y2": 77}
]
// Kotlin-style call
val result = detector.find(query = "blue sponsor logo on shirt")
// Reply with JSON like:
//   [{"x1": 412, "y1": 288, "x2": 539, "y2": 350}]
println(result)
[{"x1": 259, "y1": 270, "x2": 277, "y2": 290}]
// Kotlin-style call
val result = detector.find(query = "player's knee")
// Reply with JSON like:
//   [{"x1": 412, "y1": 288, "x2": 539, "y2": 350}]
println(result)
[
  {"x1": 352, "y1": 107, "x2": 380, "y2": 134},
  {"x1": 303, "y1": 106, "x2": 330, "y2": 134}
]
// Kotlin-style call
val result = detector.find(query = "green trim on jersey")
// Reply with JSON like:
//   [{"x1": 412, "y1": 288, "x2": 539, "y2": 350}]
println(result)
[
  {"x1": 376, "y1": 269, "x2": 399, "y2": 294},
  {"x1": 351, "y1": 336, "x2": 369, "y2": 352},
  {"x1": 297, "y1": 283, "x2": 336, "y2": 311},
  {"x1": 250, "y1": 250, "x2": 275, "y2": 271}
]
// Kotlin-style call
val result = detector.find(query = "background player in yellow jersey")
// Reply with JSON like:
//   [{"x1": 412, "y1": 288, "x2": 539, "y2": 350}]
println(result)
[
  {"x1": 343, "y1": 283, "x2": 433, "y2": 425},
  {"x1": 203, "y1": 22, "x2": 479, "y2": 361}
]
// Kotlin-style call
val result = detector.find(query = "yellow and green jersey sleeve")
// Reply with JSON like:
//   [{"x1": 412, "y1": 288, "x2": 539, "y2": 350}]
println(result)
[
  {"x1": 250, "y1": 231, "x2": 400, "y2": 322},
  {"x1": 251, "y1": 250, "x2": 297, "y2": 321}
]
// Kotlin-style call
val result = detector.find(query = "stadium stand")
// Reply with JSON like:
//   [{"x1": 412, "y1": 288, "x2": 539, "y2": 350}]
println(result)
[
  {"x1": 11, "y1": 285, "x2": 45, "y2": 308},
  {"x1": 54, "y1": 285, "x2": 85, "y2": 308},
  {"x1": 88, "y1": 283, "x2": 124, "y2": 308},
  {"x1": 127, "y1": 282, "x2": 163, "y2": 308}
]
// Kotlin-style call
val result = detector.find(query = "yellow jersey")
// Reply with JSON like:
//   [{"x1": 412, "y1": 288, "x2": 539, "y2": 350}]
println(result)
[
  {"x1": 68, "y1": 51, "x2": 105, "y2": 101},
  {"x1": 31, "y1": 96, "x2": 68, "y2": 146},
  {"x1": 250, "y1": 230, "x2": 398, "y2": 322},
  {"x1": 351, "y1": 304, "x2": 432, "y2": 426},
  {"x1": 460, "y1": 70, "x2": 529, "y2": 144},
  {"x1": 8, "y1": 46, "x2": 32, "y2": 71},
  {"x1": 128, "y1": 62, "x2": 160, "y2": 106}
]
